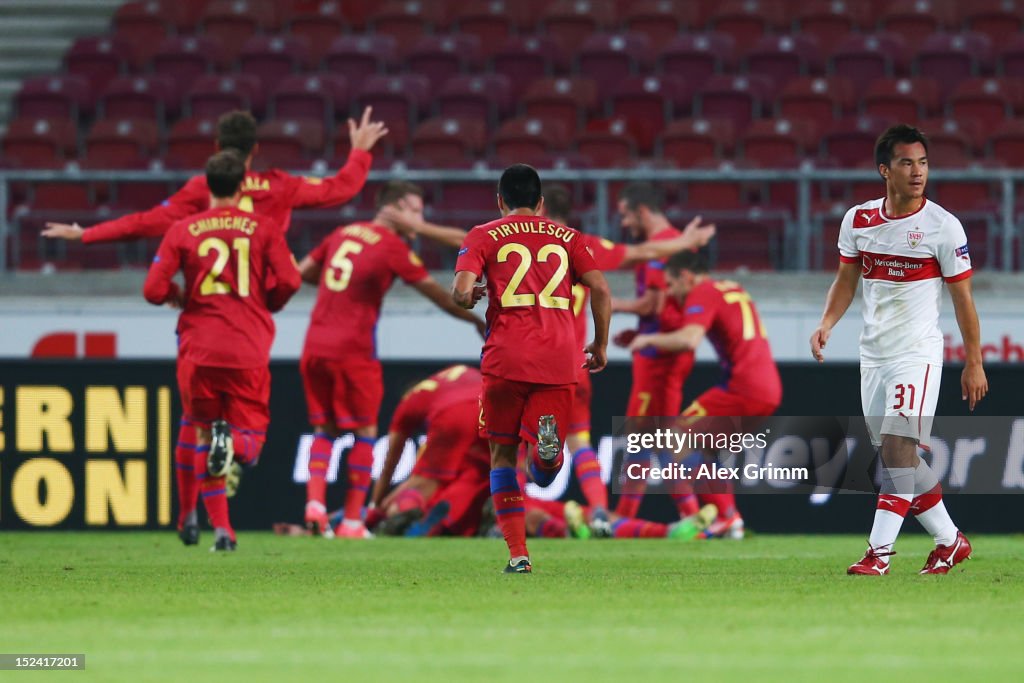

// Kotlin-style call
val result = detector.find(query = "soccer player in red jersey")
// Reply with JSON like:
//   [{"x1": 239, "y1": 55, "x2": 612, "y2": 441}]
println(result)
[
  {"x1": 299, "y1": 181, "x2": 485, "y2": 539},
  {"x1": 453, "y1": 164, "x2": 611, "y2": 574},
  {"x1": 369, "y1": 364, "x2": 489, "y2": 535},
  {"x1": 143, "y1": 151, "x2": 301, "y2": 551},
  {"x1": 630, "y1": 250, "x2": 782, "y2": 539},
  {"x1": 611, "y1": 183, "x2": 699, "y2": 520},
  {"x1": 42, "y1": 107, "x2": 386, "y2": 545}
]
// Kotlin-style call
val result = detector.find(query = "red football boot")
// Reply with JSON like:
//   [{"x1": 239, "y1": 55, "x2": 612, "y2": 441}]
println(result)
[
  {"x1": 919, "y1": 531, "x2": 972, "y2": 575},
  {"x1": 847, "y1": 545, "x2": 894, "y2": 575}
]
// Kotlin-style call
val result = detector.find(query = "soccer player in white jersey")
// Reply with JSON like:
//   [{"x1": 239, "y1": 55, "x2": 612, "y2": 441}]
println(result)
[{"x1": 810, "y1": 124, "x2": 988, "y2": 575}]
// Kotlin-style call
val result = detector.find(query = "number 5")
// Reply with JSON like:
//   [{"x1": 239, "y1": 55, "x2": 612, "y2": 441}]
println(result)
[{"x1": 325, "y1": 239, "x2": 363, "y2": 292}]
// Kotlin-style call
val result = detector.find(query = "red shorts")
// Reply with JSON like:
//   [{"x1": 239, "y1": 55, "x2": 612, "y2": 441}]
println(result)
[
  {"x1": 627, "y1": 353, "x2": 689, "y2": 417},
  {"x1": 179, "y1": 360, "x2": 270, "y2": 434},
  {"x1": 679, "y1": 386, "x2": 779, "y2": 440},
  {"x1": 300, "y1": 353, "x2": 382, "y2": 430},
  {"x1": 431, "y1": 448, "x2": 492, "y2": 536},
  {"x1": 411, "y1": 399, "x2": 483, "y2": 484},
  {"x1": 480, "y1": 374, "x2": 574, "y2": 446},
  {"x1": 568, "y1": 366, "x2": 592, "y2": 435}
]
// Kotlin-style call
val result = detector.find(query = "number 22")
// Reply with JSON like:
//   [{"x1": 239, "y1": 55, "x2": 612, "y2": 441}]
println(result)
[{"x1": 497, "y1": 243, "x2": 569, "y2": 309}]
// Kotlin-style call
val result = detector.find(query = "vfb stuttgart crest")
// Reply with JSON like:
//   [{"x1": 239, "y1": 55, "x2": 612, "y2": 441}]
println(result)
[{"x1": 907, "y1": 230, "x2": 924, "y2": 249}]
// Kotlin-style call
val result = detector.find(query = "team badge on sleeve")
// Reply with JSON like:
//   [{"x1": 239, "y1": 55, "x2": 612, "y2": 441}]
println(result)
[
  {"x1": 955, "y1": 244, "x2": 970, "y2": 261},
  {"x1": 907, "y1": 231, "x2": 924, "y2": 249}
]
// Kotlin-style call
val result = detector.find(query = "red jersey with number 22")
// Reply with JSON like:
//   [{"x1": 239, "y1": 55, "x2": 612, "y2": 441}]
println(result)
[{"x1": 455, "y1": 215, "x2": 599, "y2": 385}]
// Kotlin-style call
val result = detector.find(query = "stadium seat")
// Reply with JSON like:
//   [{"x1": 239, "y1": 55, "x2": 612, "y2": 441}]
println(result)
[
  {"x1": 742, "y1": 35, "x2": 822, "y2": 90},
  {"x1": 405, "y1": 35, "x2": 482, "y2": 90},
  {"x1": 252, "y1": 119, "x2": 327, "y2": 170},
  {"x1": 270, "y1": 74, "x2": 349, "y2": 128},
  {"x1": 2, "y1": 118, "x2": 78, "y2": 168},
  {"x1": 368, "y1": 0, "x2": 449, "y2": 48},
  {"x1": 541, "y1": 0, "x2": 617, "y2": 54},
  {"x1": 695, "y1": 75, "x2": 772, "y2": 127},
  {"x1": 879, "y1": 0, "x2": 955, "y2": 45},
  {"x1": 324, "y1": 35, "x2": 397, "y2": 92},
  {"x1": 64, "y1": 36, "x2": 130, "y2": 91},
  {"x1": 609, "y1": 75, "x2": 693, "y2": 153},
  {"x1": 862, "y1": 77, "x2": 941, "y2": 121},
  {"x1": 150, "y1": 37, "x2": 222, "y2": 101},
  {"x1": 918, "y1": 117, "x2": 984, "y2": 160},
  {"x1": 821, "y1": 117, "x2": 895, "y2": 167},
  {"x1": 575, "y1": 118, "x2": 638, "y2": 166},
  {"x1": 19, "y1": 210, "x2": 125, "y2": 269},
  {"x1": 700, "y1": 208, "x2": 785, "y2": 270},
  {"x1": 491, "y1": 37, "x2": 569, "y2": 99},
  {"x1": 84, "y1": 118, "x2": 160, "y2": 168},
  {"x1": 200, "y1": 0, "x2": 278, "y2": 66},
  {"x1": 708, "y1": 0, "x2": 788, "y2": 46},
  {"x1": 285, "y1": 1, "x2": 348, "y2": 63},
  {"x1": 354, "y1": 75, "x2": 431, "y2": 146},
  {"x1": 795, "y1": 0, "x2": 870, "y2": 48},
  {"x1": 621, "y1": 0, "x2": 698, "y2": 50},
  {"x1": 948, "y1": 78, "x2": 1024, "y2": 131},
  {"x1": 522, "y1": 78, "x2": 599, "y2": 137},
  {"x1": 166, "y1": 117, "x2": 218, "y2": 169},
  {"x1": 829, "y1": 34, "x2": 908, "y2": 91},
  {"x1": 14, "y1": 75, "x2": 92, "y2": 120},
  {"x1": 914, "y1": 33, "x2": 993, "y2": 97},
  {"x1": 98, "y1": 75, "x2": 177, "y2": 126},
  {"x1": 930, "y1": 160, "x2": 1001, "y2": 211},
  {"x1": 185, "y1": 74, "x2": 264, "y2": 119},
  {"x1": 988, "y1": 120, "x2": 1024, "y2": 165},
  {"x1": 493, "y1": 117, "x2": 570, "y2": 167},
  {"x1": 111, "y1": 1, "x2": 177, "y2": 68},
  {"x1": 576, "y1": 33, "x2": 655, "y2": 98},
  {"x1": 776, "y1": 77, "x2": 856, "y2": 131},
  {"x1": 451, "y1": 1, "x2": 535, "y2": 57},
  {"x1": 435, "y1": 75, "x2": 513, "y2": 129},
  {"x1": 961, "y1": 0, "x2": 1024, "y2": 47},
  {"x1": 678, "y1": 160, "x2": 763, "y2": 211},
  {"x1": 658, "y1": 118, "x2": 736, "y2": 167},
  {"x1": 410, "y1": 117, "x2": 487, "y2": 165},
  {"x1": 657, "y1": 34, "x2": 736, "y2": 88},
  {"x1": 238, "y1": 36, "x2": 312, "y2": 91},
  {"x1": 740, "y1": 118, "x2": 817, "y2": 166}
]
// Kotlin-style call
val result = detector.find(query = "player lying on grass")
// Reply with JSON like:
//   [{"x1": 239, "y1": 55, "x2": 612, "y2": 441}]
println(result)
[
  {"x1": 522, "y1": 498, "x2": 717, "y2": 541},
  {"x1": 630, "y1": 250, "x2": 782, "y2": 540},
  {"x1": 143, "y1": 150, "x2": 301, "y2": 551},
  {"x1": 298, "y1": 181, "x2": 485, "y2": 538}
]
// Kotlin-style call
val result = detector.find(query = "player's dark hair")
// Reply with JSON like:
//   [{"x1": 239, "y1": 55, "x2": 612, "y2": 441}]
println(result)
[
  {"x1": 498, "y1": 164, "x2": 542, "y2": 210},
  {"x1": 875, "y1": 124, "x2": 929, "y2": 168},
  {"x1": 619, "y1": 182, "x2": 665, "y2": 214},
  {"x1": 543, "y1": 183, "x2": 572, "y2": 223},
  {"x1": 216, "y1": 111, "x2": 258, "y2": 157},
  {"x1": 666, "y1": 249, "x2": 709, "y2": 276},
  {"x1": 375, "y1": 180, "x2": 424, "y2": 209},
  {"x1": 206, "y1": 150, "x2": 246, "y2": 198}
]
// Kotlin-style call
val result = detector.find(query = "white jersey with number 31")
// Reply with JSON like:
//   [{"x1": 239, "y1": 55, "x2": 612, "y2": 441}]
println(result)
[{"x1": 838, "y1": 197, "x2": 972, "y2": 367}]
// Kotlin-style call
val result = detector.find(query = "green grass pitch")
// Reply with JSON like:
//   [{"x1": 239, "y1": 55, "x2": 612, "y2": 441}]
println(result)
[{"x1": 1, "y1": 533, "x2": 1021, "y2": 682}]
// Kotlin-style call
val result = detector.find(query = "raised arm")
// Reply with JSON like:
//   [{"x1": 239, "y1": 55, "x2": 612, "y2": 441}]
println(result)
[
  {"x1": 619, "y1": 215, "x2": 717, "y2": 266},
  {"x1": 947, "y1": 277, "x2": 988, "y2": 410},
  {"x1": 414, "y1": 276, "x2": 487, "y2": 337},
  {"x1": 810, "y1": 260, "x2": 860, "y2": 362},
  {"x1": 289, "y1": 107, "x2": 384, "y2": 208}
]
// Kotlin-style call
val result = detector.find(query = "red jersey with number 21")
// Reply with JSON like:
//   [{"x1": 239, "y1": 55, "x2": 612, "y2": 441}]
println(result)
[{"x1": 455, "y1": 215, "x2": 599, "y2": 385}]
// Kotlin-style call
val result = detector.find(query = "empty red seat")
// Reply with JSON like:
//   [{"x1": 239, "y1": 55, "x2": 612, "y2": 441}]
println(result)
[
  {"x1": 609, "y1": 75, "x2": 693, "y2": 153},
  {"x1": 822, "y1": 117, "x2": 895, "y2": 167},
  {"x1": 2, "y1": 118, "x2": 78, "y2": 168},
  {"x1": 185, "y1": 74, "x2": 264, "y2": 119},
  {"x1": 150, "y1": 36, "x2": 222, "y2": 100},
  {"x1": 678, "y1": 160, "x2": 762, "y2": 211},
  {"x1": 918, "y1": 117, "x2": 985, "y2": 159},
  {"x1": 166, "y1": 117, "x2": 218, "y2": 169},
  {"x1": 286, "y1": 1, "x2": 348, "y2": 62},
  {"x1": 99, "y1": 75, "x2": 176, "y2": 125},
  {"x1": 14, "y1": 75, "x2": 92, "y2": 119},
  {"x1": 84, "y1": 118, "x2": 160, "y2": 168},
  {"x1": 436, "y1": 74, "x2": 513, "y2": 128},
  {"x1": 64, "y1": 36, "x2": 130, "y2": 91},
  {"x1": 657, "y1": 34, "x2": 736, "y2": 88},
  {"x1": 622, "y1": 0, "x2": 697, "y2": 50},
  {"x1": 741, "y1": 118, "x2": 818, "y2": 165},
  {"x1": 491, "y1": 37, "x2": 569, "y2": 98},
  {"x1": 795, "y1": 0, "x2": 870, "y2": 48},
  {"x1": 575, "y1": 118, "x2": 638, "y2": 166},
  {"x1": 451, "y1": 1, "x2": 534, "y2": 57},
  {"x1": 914, "y1": 33, "x2": 993, "y2": 97},
  {"x1": 696, "y1": 75, "x2": 772, "y2": 127},
  {"x1": 989, "y1": 120, "x2": 1024, "y2": 165},
  {"x1": 270, "y1": 74, "x2": 348, "y2": 127},
  {"x1": 238, "y1": 35, "x2": 312, "y2": 90},
  {"x1": 700, "y1": 208, "x2": 785, "y2": 270},
  {"x1": 368, "y1": 0, "x2": 449, "y2": 48},
  {"x1": 410, "y1": 117, "x2": 487, "y2": 164},
  {"x1": 948, "y1": 78, "x2": 1024, "y2": 130},
  {"x1": 930, "y1": 160, "x2": 1001, "y2": 211},
  {"x1": 577, "y1": 33, "x2": 655, "y2": 98},
  {"x1": 522, "y1": 78, "x2": 599, "y2": 137},
  {"x1": 493, "y1": 117, "x2": 570, "y2": 167},
  {"x1": 659, "y1": 118, "x2": 736, "y2": 167},
  {"x1": 541, "y1": 0, "x2": 616, "y2": 54},
  {"x1": 405, "y1": 35, "x2": 482, "y2": 90},
  {"x1": 112, "y1": 0, "x2": 176, "y2": 68},
  {"x1": 961, "y1": 0, "x2": 1024, "y2": 46},
  {"x1": 354, "y1": 74, "x2": 432, "y2": 148},
  {"x1": 743, "y1": 35, "x2": 822, "y2": 89},
  {"x1": 879, "y1": 0, "x2": 955, "y2": 45},
  {"x1": 708, "y1": 0, "x2": 787, "y2": 46},
  {"x1": 253, "y1": 119, "x2": 327, "y2": 170},
  {"x1": 200, "y1": 0, "x2": 277, "y2": 65},
  {"x1": 862, "y1": 77, "x2": 941, "y2": 121},
  {"x1": 829, "y1": 33, "x2": 908, "y2": 91},
  {"x1": 324, "y1": 35, "x2": 397, "y2": 91},
  {"x1": 776, "y1": 77, "x2": 856, "y2": 131}
]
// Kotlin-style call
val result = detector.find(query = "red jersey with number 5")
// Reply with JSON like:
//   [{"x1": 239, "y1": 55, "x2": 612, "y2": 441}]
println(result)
[
  {"x1": 143, "y1": 206, "x2": 301, "y2": 368},
  {"x1": 303, "y1": 223, "x2": 430, "y2": 361},
  {"x1": 681, "y1": 278, "x2": 781, "y2": 402},
  {"x1": 455, "y1": 215, "x2": 599, "y2": 385}
]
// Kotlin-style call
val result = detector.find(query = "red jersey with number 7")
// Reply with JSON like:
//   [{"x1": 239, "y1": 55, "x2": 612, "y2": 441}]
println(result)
[
  {"x1": 143, "y1": 206, "x2": 301, "y2": 368},
  {"x1": 681, "y1": 278, "x2": 781, "y2": 403},
  {"x1": 455, "y1": 215, "x2": 599, "y2": 385},
  {"x1": 303, "y1": 223, "x2": 430, "y2": 361}
]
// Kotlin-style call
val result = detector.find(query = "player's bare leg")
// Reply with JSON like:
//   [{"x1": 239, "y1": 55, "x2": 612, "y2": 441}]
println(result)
[
  {"x1": 305, "y1": 423, "x2": 338, "y2": 537},
  {"x1": 491, "y1": 440, "x2": 531, "y2": 573},
  {"x1": 335, "y1": 425, "x2": 376, "y2": 539},
  {"x1": 195, "y1": 424, "x2": 236, "y2": 552}
]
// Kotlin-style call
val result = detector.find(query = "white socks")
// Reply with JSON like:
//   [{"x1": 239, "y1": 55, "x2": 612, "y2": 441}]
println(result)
[
  {"x1": 912, "y1": 460, "x2": 958, "y2": 546},
  {"x1": 868, "y1": 467, "x2": 915, "y2": 556}
]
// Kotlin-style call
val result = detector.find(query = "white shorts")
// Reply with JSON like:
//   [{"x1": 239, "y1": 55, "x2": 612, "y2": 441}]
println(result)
[{"x1": 860, "y1": 362, "x2": 941, "y2": 448}]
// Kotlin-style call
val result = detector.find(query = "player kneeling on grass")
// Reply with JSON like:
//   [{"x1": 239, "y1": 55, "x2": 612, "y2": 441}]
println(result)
[{"x1": 143, "y1": 150, "x2": 301, "y2": 551}]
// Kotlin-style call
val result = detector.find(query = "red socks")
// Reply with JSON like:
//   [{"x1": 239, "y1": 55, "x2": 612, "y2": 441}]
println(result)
[
  {"x1": 306, "y1": 432, "x2": 333, "y2": 506},
  {"x1": 612, "y1": 517, "x2": 668, "y2": 538},
  {"x1": 232, "y1": 428, "x2": 265, "y2": 466},
  {"x1": 196, "y1": 444, "x2": 233, "y2": 540},
  {"x1": 343, "y1": 437, "x2": 375, "y2": 521},
  {"x1": 175, "y1": 421, "x2": 198, "y2": 528},
  {"x1": 572, "y1": 447, "x2": 608, "y2": 510},
  {"x1": 535, "y1": 516, "x2": 568, "y2": 538},
  {"x1": 491, "y1": 467, "x2": 528, "y2": 558}
]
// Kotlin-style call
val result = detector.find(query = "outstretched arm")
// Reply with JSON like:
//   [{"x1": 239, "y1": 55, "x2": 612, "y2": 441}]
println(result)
[
  {"x1": 947, "y1": 277, "x2": 988, "y2": 410},
  {"x1": 414, "y1": 276, "x2": 486, "y2": 337},
  {"x1": 619, "y1": 215, "x2": 717, "y2": 266},
  {"x1": 810, "y1": 260, "x2": 860, "y2": 362},
  {"x1": 631, "y1": 324, "x2": 706, "y2": 354}
]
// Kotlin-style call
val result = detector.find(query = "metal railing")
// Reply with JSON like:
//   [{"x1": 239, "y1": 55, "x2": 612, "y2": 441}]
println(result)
[{"x1": 2, "y1": 166, "x2": 1022, "y2": 273}]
